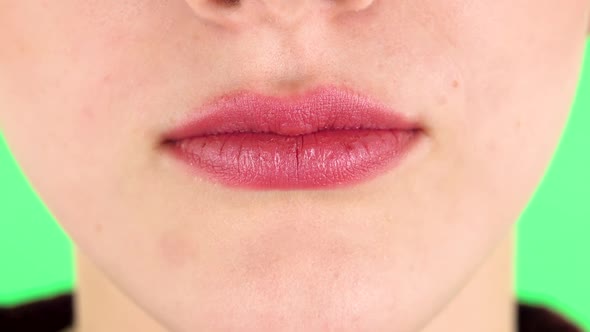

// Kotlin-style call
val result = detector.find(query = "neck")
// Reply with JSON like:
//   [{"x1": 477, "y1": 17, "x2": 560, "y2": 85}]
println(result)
[
  {"x1": 72, "y1": 228, "x2": 515, "y2": 332},
  {"x1": 73, "y1": 250, "x2": 167, "y2": 332},
  {"x1": 421, "y1": 228, "x2": 516, "y2": 332}
]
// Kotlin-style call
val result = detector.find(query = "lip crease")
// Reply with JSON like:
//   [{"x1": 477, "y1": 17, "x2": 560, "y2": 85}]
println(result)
[{"x1": 162, "y1": 84, "x2": 423, "y2": 190}]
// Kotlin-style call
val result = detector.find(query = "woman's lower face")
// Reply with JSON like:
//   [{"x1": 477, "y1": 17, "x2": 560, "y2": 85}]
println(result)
[{"x1": 1, "y1": 0, "x2": 589, "y2": 331}]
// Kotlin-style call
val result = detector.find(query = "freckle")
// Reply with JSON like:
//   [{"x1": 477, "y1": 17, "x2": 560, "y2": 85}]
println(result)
[
  {"x1": 101, "y1": 73, "x2": 113, "y2": 85},
  {"x1": 159, "y1": 231, "x2": 191, "y2": 269},
  {"x1": 80, "y1": 105, "x2": 95, "y2": 122},
  {"x1": 437, "y1": 95, "x2": 447, "y2": 106},
  {"x1": 95, "y1": 223, "x2": 102, "y2": 234},
  {"x1": 17, "y1": 43, "x2": 29, "y2": 57},
  {"x1": 486, "y1": 140, "x2": 496, "y2": 153}
]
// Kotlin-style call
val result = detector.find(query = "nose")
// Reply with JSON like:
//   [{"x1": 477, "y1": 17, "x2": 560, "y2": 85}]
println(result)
[{"x1": 186, "y1": 0, "x2": 375, "y2": 29}]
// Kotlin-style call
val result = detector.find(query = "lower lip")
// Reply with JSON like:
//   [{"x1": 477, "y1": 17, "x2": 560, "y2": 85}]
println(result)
[{"x1": 165, "y1": 128, "x2": 421, "y2": 190}]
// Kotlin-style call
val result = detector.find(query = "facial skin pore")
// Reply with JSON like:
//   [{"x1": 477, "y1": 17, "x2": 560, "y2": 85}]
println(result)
[{"x1": 1, "y1": 1, "x2": 589, "y2": 331}]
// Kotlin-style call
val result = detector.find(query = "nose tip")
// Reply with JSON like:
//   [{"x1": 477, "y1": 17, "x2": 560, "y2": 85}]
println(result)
[{"x1": 187, "y1": 0, "x2": 375, "y2": 29}]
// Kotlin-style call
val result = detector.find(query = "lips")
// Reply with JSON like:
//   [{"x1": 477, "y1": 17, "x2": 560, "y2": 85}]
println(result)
[{"x1": 162, "y1": 85, "x2": 423, "y2": 190}]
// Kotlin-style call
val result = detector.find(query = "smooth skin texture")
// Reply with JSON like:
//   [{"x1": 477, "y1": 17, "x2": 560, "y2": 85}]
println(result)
[{"x1": 1, "y1": 1, "x2": 590, "y2": 331}]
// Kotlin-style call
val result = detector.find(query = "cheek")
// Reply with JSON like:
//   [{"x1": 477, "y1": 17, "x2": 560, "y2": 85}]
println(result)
[
  {"x1": 468, "y1": 47, "x2": 582, "y2": 214},
  {"x1": 0, "y1": 1, "x2": 164, "y2": 149},
  {"x1": 0, "y1": 4, "x2": 160, "y2": 226},
  {"x1": 441, "y1": 0, "x2": 587, "y2": 222}
]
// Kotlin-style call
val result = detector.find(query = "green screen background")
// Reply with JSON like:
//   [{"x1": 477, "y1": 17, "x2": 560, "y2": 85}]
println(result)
[{"x1": 1, "y1": 40, "x2": 589, "y2": 329}]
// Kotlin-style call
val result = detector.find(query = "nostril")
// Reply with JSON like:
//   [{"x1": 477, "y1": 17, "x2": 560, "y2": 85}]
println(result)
[
  {"x1": 188, "y1": 0, "x2": 375, "y2": 29},
  {"x1": 211, "y1": 0, "x2": 240, "y2": 8}
]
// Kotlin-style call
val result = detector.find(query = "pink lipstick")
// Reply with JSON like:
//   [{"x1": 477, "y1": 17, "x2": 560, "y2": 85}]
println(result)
[{"x1": 162, "y1": 85, "x2": 423, "y2": 190}]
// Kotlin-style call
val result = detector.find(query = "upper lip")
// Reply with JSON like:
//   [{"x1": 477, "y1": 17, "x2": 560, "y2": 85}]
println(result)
[{"x1": 162, "y1": 84, "x2": 422, "y2": 142}]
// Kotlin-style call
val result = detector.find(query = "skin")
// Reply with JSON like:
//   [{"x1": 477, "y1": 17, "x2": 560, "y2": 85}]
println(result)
[{"x1": 1, "y1": 1, "x2": 589, "y2": 331}]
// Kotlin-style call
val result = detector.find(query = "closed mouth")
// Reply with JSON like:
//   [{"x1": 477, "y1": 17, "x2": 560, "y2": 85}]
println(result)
[{"x1": 161, "y1": 85, "x2": 424, "y2": 190}]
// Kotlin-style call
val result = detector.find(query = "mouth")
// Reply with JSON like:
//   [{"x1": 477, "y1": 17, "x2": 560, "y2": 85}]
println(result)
[{"x1": 161, "y1": 85, "x2": 424, "y2": 190}]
